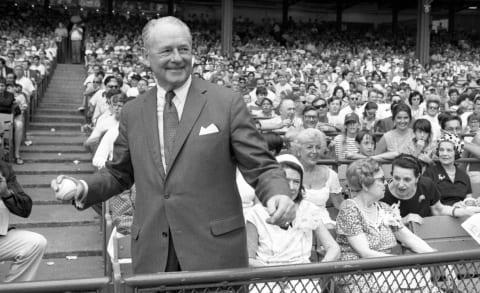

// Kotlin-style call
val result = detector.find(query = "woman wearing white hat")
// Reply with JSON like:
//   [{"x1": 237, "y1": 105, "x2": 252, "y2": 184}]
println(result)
[{"x1": 246, "y1": 154, "x2": 340, "y2": 268}]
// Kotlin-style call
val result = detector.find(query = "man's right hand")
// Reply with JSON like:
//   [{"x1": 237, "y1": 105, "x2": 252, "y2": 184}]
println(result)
[{"x1": 50, "y1": 175, "x2": 84, "y2": 201}]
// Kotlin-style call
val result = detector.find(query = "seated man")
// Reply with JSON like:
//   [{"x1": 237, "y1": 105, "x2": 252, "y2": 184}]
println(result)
[
  {"x1": 84, "y1": 89, "x2": 120, "y2": 155},
  {"x1": 0, "y1": 159, "x2": 47, "y2": 282}
]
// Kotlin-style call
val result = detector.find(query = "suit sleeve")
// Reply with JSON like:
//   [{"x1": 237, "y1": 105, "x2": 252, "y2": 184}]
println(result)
[
  {"x1": 229, "y1": 94, "x2": 289, "y2": 205},
  {"x1": 83, "y1": 109, "x2": 134, "y2": 208},
  {"x1": 2, "y1": 162, "x2": 32, "y2": 218}
]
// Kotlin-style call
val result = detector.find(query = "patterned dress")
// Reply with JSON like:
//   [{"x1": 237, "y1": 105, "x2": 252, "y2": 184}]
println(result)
[{"x1": 335, "y1": 199, "x2": 439, "y2": 293}]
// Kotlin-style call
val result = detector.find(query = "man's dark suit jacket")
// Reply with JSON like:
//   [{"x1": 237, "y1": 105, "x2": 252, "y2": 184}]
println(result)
[{"x1": 82, "y1": 77, "x2": 289, "y2": 274}]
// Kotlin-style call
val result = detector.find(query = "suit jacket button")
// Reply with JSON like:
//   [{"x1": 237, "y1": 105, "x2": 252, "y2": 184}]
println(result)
[
  {"x1": 162, "y1": 232, "x2": 168, "y2": 238},
  {"x1": 164, "y1": 194, "x2": 170, "y2": 199}
]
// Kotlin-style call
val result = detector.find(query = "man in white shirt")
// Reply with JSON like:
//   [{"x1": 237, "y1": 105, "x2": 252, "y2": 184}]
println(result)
[{"x1": 13, "y1": 65, "x2": 35, "y2": 99}]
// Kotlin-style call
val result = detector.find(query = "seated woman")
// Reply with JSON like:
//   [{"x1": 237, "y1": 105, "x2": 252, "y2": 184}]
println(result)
[
  {"x1": 360, "y1": 101, "x2": 378, "y2": 132},
  {"x1": 399, "y1": 118, "x2": 435, "y2": 166},
  {"x1": 423, "y1": 134, "x2": 480, "y2": 210},
  {"x1": 247, "y1": 154, "x2": 340, "y2": 268},
  {"x1": 375, "y1": 102, "x2": 414, "y2": 160},
  {"x1": 336, "y1": 158, "x2": 439, "y2": 293},
  {"x1": 382, "y1": 154, "x2": 480, "y2": 225},
  {"x1": 330, "y1": 113, "x2": 360, "y2": 160},
  {"x1": 292, "y1": 128, "x2": 343, "y2": 228},
  {"x1": 346, "y1": 130, "x2": 399, "y2": 161}
]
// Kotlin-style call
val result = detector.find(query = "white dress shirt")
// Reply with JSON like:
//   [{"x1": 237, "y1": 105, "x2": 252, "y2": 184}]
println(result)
[{"x1": 156, "y1": 76, "x2": 192, "y2": 171}]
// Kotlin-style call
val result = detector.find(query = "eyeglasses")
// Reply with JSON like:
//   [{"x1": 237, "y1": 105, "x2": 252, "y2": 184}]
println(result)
[
  {"x1": 349, "y1": 97, "x2": 359, "y2": 101},
  {"x1": 93, "y1": 81, "x2": 102, "y2": 84},
  {"x1": 313, "y1": 104, "x2": 327, "y2": 109},
  {"x1": 374, "y1": 176, "x2": 386, "y2": 184},
  {"x1": 428, "y1": 106, "x2": 439, "y2": 110}
]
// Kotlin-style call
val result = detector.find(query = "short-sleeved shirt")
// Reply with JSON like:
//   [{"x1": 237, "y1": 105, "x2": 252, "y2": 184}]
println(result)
[
  {"x1": 381, "y1": 176, "x2": 441, "y2": 217},
  {"x1": 423, "y1": 162, "x2": 471, "y2": 206}
]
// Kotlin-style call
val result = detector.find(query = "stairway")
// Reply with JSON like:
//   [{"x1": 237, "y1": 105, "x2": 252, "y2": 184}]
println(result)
[{"x1": 4, "y1": 64, "x2": 105, "y2": 281}]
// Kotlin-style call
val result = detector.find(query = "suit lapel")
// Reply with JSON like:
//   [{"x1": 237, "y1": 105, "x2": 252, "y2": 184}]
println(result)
[
  {"x1": 166, "y1": 79, "x2": 207, "y2": 175},
  {"x1": 142, "y1": 87, "x2": 166, "y2": 180}
]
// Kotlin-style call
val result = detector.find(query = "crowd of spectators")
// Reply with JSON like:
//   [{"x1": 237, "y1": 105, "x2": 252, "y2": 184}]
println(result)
[
  {"x1": 1, "y1": 2, "x2": 476, "y2": 286},
  {"x1": 0, "y1": 5, "x2": 65, "y2": 164},
  {"x1": 73, "y1": 15, "x2": 480, "y2": 293}
]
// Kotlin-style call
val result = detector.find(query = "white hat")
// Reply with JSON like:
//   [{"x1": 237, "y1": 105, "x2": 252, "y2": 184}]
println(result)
[{"x1": 276, "y1": 154, "x2": 304, "y2": 174}]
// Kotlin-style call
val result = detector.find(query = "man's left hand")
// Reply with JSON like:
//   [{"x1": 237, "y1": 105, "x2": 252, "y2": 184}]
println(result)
[{"x1": 266, "y1": 195, "x2": 295, "y2": 226}]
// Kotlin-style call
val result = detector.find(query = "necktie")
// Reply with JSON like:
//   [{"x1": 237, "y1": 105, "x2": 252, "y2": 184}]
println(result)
[{"x1": 163, "y1": 90, "x2": 179, "y2": 170}]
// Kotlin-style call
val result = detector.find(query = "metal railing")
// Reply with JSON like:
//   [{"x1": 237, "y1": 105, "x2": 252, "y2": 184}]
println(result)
[
  {"x1": 120, "y1": 249, "x2": 480, "y2": 293},
  {"x1": 0, "y1": 277, "x2": 110, "y2": 293}
]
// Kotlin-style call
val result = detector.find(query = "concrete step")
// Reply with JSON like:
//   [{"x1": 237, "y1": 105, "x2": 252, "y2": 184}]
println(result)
[
  {"x1": 36, "y1": 108, "x2": 80, "y2": 116},
  {"x1": 0, "y1": 256, "x2": 105, "y2": 281},
  {"x1": 29, "y1": 122, "x2": 82, "y2": 131},
  {"x1": 18, "y1": 174, "x2": 96, "y2": 188},
  {"x1": 13, "y1": 162, "x2": 95, "y2": 175},
  {"x1": 21, "y1": 152, "x2": 92, "y2": 163},
  {"x1": 24, "y1": 187, "x2": 71, "y2": 205},
  {"x1": 33, "y1": 115, "x2": 84, "y2": 123},
  {"x1": 27, "y1": 130, "x2": 85, "y2": 137},
  {"x1": 38, "y1": 103, "x2": 82, "y2": 109},
  {"x1": 36, "y1": 256, "x2": 104, "y2": 281},
  {"x1": 10, "y1": 205, "x2": 100, "y2": 228},
  {"x1": 41, "y1": 98, "x2": 84, "y2": 104},
  {"x1": 27, "y1": 135, "x2": 86, "y2": 145},
  {"x1": 22, "y1": 144, "x2": 87, "y2": 153},
  {"x1": 27, "y1": 225, "x2": 103, "y2": 258}
]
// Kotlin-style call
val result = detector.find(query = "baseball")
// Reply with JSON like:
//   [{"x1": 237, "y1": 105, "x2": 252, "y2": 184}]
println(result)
[{"x1": 53, "y1": 178, "x2": 77, "y2": 201}]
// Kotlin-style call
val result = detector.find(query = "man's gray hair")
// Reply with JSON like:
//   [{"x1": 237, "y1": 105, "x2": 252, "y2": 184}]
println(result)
[{"x1": 142, "y1": 16, "x2": 192, "y2": 48}]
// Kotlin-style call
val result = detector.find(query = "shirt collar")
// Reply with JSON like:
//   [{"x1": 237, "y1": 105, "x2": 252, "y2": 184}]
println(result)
[{"x1": 156, "y1": 75, "x2": 192, "y2": 104}]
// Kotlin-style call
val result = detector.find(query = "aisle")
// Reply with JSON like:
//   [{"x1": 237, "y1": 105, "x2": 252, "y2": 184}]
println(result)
[{"x1": 4, "y1": 64, "x2": 104, "y2": 281}]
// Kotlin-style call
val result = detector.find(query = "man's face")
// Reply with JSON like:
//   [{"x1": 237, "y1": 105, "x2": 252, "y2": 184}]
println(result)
[
  {"x1": 443, "y1": 119, "x2": 462, "y2": 136},
  {"x1": 426, "y1": 102, "x2": 439, "y2": 116},
  {"x1": 138, "y1": 80, "x2": 148, "y2": 94},
  {"x1": 110, "y1": 101, "x2": 125, "y2": 120},
  {"x1": 13, "y1": 67, "x2": 23, "y2": 78},
  {"x1": 22, "y1": 62, "x2": 29, "y2": 71},
  {"x1": 303, "y1": 110, "x2": 318, "y2": 128},
  {"x1": 145, "y1": 22, "x2": 193, "y2": 90},
  {"x1": 105, "y1": 79, "x2": 120, "y2": 93},
  {"x1": 6, "y1": 74, "x2": 15, "y2": 84},
  {"x1": 0, "y1": 83, "x2": 5, "y2": 93},
  {"x1": 280, "y1": 100, "x2": 296, "y2": 119}
]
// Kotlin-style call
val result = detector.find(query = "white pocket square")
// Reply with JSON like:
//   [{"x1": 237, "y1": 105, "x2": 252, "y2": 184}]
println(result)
[{"x1": 199, "y1": 124, "x2": 219, "y2": 136}]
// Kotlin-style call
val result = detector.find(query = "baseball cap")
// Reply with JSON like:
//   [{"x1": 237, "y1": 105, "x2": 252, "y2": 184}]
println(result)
[
  {"x1": 276, "y1": 154, "x2": 304, "y2": 174},
  {"x1": 344, "y1": 113, "x2": 360, "y2": 124}
]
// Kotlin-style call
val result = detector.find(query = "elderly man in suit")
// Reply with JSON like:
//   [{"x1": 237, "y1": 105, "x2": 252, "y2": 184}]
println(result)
[{"x1": 52, "y1": 16, "x2": 294, "y2": 274}]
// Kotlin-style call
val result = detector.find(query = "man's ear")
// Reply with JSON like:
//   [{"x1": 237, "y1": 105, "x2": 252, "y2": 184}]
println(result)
[{"x1": 141, "y1": 47, "x2": 150, "y2": 67}]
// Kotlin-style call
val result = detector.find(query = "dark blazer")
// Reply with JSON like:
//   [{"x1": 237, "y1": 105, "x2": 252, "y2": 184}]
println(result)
[
  {"x1": 0, "y1": 160, "x2": 32, "y2": 218},
  {"x1": 83, "y1": 77, "x2": 289, "y2": 274}
]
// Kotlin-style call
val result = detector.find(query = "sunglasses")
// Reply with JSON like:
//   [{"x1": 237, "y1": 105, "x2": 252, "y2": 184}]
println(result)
[{"x1": 313, "y1": 104, "x2": 327, "y2": 109}]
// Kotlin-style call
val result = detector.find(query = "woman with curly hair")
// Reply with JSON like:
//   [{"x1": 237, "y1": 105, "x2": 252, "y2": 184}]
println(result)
[{"x1": 336, "y1": 158, "x2": 439, "y2": 293}]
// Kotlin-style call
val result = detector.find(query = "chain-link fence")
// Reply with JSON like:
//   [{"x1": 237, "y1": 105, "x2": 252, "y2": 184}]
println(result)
[{"x1": 123, "y1": 249, "x2": 480, "y2": 293}]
